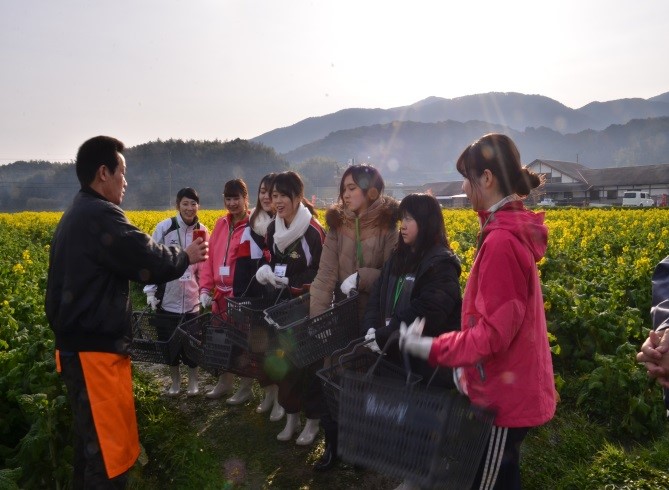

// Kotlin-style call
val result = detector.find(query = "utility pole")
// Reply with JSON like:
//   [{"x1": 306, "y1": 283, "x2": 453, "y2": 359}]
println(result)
[{"x1": 168, "y1": 149, "x2": 172, "y2": 208}]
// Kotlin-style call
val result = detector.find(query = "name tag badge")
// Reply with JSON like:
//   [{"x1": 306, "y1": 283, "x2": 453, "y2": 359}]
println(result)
[
  {"x1": 219, "y1": 266, "x2": 231, "y2": 276},
  {"x1": 179, "y1": 270, "x2": 193, "y2": 282},
  {"x1": 274, "y1": 264, "x2": 287, "y2": 278}
]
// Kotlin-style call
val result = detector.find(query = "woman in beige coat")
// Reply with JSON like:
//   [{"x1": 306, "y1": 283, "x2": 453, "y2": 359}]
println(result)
[{"x1": 309, "y1": 164, "x2": 399, "y2": 471}]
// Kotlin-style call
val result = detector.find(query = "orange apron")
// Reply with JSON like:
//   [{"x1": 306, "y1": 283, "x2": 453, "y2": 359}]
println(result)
[{"x1": 56, "y1": 350, "x2": 140, "y2": 479}]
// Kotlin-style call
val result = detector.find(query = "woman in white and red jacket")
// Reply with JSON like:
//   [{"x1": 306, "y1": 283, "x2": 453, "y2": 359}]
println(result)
[
  {"x1": 199, "y1": 179, "x2": 254, "y2": 400},
  {"x1": 255, "y1": 171, "x2": 326, "y2": 446},
  {"x1": 400, "y1": 133, "x2": 556, "y2": 490}
]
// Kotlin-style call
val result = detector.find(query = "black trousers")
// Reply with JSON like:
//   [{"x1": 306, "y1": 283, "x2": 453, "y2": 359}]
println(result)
[
  {"x1": 59, "y1": 352, "x2": 129, "y2": 489},
  {"x1": 470, "y1": 426, "x2": 529, "y2": 490}
]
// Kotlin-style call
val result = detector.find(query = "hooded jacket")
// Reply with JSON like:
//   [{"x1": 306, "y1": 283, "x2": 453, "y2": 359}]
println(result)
[
  {"x1": 364, "y1": 244, "x2": 462, "y2": 349},
  {"x1": 310, "y1": 196, "x2": 399, "y2": 318},
  {"x1": 143, "y1": 214, "x2": 209, "y2": 314},
  {"x1": 429, "y1": 201, "x2": 556, "y2": 428}
]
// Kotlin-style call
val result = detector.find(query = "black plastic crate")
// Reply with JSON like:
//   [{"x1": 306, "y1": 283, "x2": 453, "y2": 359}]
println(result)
[
  {"x1": 130, "y1": 310, "x2": 184, "y2": 364},
  {"x1": 176, "y1": 313, "x2": 210, "y2": 367},
  {"x1": 338, "y1": 373, "x2": 495, "y2": 489},
  {"x1": 226, "y1": 296, "x2": 280, "y2": 353},
  {"x1": 263, "y1": 291, "x2": 359, "y2": 368},
  {"x1": 317, "y1": 343, "x2": 421, "y2": 422},
  {"x1": 198, "y1": 314, "x2": 249, "y2": 375}
]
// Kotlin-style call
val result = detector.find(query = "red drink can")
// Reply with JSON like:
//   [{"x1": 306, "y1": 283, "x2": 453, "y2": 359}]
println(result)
[{"x1": 193, "y1": 229, "x2": 207, "y2": 242}]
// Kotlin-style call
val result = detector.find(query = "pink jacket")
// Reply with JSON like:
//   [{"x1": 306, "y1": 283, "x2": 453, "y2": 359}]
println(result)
[
  {"x1": 429, "y1": 201, "x2": 556, "y2": 427},
  {"x1": 199, "y1": 212, "x2": 251, "y2": 314}
]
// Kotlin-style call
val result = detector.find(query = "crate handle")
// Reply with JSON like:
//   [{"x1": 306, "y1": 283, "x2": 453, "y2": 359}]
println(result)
[{"x1": 331, "y1": 336, "x2": 368, "y2": 367}]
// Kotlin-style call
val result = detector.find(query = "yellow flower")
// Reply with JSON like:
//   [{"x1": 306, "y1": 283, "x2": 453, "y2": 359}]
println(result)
[{"x1": 12, "y1": 263, "x2": 25, "y2": 274}]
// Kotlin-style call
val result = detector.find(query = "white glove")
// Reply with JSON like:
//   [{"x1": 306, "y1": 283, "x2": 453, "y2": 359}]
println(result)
[
  {"x1": 146, "y1": 294, "x2": 160, "y2": 311},
  {"x1": 364, "y1": 328, "x2": 381, "y2": 353},
  {"x1": 199, "y1": 292, "x2": 212, "y2": 308},
  {"x1": 274, "y1": 275, "x2": 289, "y2": 288},
  {"x1": 340, "y1": 272, "x2": 358, "y2": 296},
  {"x1": 256, "y1": 265, "x2": 274, "y2": 286},
  {"x1": 399, "y1": 317, "x2": 432, "y2": 360}
]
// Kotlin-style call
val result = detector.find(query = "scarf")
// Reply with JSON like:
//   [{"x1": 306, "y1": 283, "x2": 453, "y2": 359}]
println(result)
[
  {"x1": 273, "y1": 203, "x2": 313, "y2": 253},
  {"x1": 251, "y1": 209, "x2": 273, "y2": 237}
]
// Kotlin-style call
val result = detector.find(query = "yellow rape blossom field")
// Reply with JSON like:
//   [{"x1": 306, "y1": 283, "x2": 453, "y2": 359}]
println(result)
[{"x1": 3, "y1": 207, "x2": 669, "y2": 488}]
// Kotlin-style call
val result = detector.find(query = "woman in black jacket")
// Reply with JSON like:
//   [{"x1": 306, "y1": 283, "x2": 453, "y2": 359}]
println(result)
[{"x1": 363, "y1": 193, "x2": 462, "y2": 383}]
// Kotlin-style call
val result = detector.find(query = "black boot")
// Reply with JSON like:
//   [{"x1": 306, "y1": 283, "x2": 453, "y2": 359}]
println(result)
[{"x1": 313, "y1": 442, "x2": 337, "y2": 471}]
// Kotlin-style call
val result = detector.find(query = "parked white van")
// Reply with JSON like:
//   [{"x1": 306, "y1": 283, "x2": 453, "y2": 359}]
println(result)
[{"x1": 622, "y1": 191, "x2": 654, "y2": 207}]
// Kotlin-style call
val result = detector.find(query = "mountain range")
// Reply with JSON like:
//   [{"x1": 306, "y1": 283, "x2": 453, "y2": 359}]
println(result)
[
  {"x1": 250, "y1": 91, "x2": 669, "y2": 184},
  {"x1": 2, "y1": 91, "x2": 669, "y2": 210}
]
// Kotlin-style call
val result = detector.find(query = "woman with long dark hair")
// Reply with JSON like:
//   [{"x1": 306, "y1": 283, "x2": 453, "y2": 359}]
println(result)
[{"x1": 363, "y1": 193, "x2": 462, "y2": 377}]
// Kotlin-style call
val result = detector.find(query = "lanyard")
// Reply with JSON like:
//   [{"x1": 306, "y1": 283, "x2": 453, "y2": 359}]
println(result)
[
  {"x1": 391, "y1": 275, "x2": 406, "y2": 314},
  {"x1": 222, "y1": 221, "x2": 234, "y2": 266},
  {"x1": 355, "y1": 217, "x2": 364, "y2": 268}
]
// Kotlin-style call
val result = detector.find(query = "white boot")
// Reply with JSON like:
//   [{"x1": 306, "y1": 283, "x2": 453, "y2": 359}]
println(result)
[
  {"x1": 186, "y1": 367, "x2": 199, "y2": 396},
  {"x1": 227, "y1": 377, "x2": 254, "y2": 405},
  {"x1": 167, "y1": 366, "x2": 180, "y2": 397},
  {"x1": 205, "y1": 372, "x2": 234, "y2": 399},
  {"x1": 256, "y1": 384, "x2": 275, "y2": 413},
  {"x1": 269, "y1": 386, "x2": 285, "y2": 422},
  {"x1": 296, "y1": 418, "x2": 320, "y2": 446},
  {"x1": 277, "y1": 413, "x2": 301, "y2": 441}
]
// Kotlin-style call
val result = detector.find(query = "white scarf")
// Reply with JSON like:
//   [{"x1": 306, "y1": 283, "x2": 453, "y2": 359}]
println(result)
[
  {"x1": 273, "y1": 203, "x2": 312, "y2": 253},
  {"x1": 251, "y1": 208, "x2": 273, "y2": 237}
]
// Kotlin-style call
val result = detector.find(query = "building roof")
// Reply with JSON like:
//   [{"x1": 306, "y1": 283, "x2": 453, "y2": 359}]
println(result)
[
  {"x1": 423, "y1": 161, "x2": 669, "y2": 195},
  {"x1": 582, "y1": 164, "x2": 669, "y2": 187},
  {"x1": 528, "y1": 159, "x2": 591, "y2": 182}
]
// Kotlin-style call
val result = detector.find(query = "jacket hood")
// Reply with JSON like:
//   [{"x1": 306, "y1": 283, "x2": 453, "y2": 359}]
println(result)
[
  {"x1": 325, "y1": 195, "x2": 400, "y2": 231},
  {"x1": 478, "y1": 201, "x2": 547, "y2": 261},
  {"x1": 418, "y1": 243, "x2": 462, "y2": 278}
]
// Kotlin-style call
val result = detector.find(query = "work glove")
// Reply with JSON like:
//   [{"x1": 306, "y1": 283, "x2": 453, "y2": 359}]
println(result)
[
  {"x1": 399, "y1": 317, "x2": 432, "y2": 360},
  {"x1": 256, "y1": 265, "x2": 275, "y2": 286},
  {"x1": 274, "y1": 275, "x2": 289, "y2": 288},
  {"x1": 364, "y1": 328, "x2": 381, "y2": 353},
  {"x1": 340, "y1": 272, "x2": 358, "y2": 296},
  {"x1": 146, "y1": 294, "x2": 160, "y2": 311},
  {"x1": 199, "y1": 292, "x2": 212, "y2": 308}
]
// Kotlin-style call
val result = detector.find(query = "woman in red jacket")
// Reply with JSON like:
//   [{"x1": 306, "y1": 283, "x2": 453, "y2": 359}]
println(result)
[
  {"x1": 199, "y1": 179, "x2": 253, "y2": 400},
  {"x1": 400, "y1": 133, "x2": 556, "y2": 490}
]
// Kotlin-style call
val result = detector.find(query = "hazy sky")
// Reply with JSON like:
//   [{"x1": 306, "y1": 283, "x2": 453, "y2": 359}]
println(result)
[{"x1": 1, "y1": 0, "x2": 668, "y2": 163}]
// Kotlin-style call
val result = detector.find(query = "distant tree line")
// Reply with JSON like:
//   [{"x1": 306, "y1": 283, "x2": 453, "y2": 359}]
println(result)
[{"x1": 0, "y1": 139, "x2": 293, "y2": 211}]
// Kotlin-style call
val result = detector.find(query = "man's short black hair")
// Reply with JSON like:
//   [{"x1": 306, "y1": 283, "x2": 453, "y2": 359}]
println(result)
[{"x1": 75, "y1": 136, "x2": 125, "y2": 187}]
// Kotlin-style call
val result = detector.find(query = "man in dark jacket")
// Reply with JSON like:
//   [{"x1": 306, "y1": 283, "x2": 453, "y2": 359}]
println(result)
[{"x1": 45, "y1": 136, "x2": 208, "y2": 488}]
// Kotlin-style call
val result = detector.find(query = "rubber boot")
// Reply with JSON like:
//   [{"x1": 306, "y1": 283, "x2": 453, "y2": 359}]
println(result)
[
  {"x1": 186, "y1": 367, "x2": 199, "y2": 396},
  {"x1": 314, "y1": 423, "x2": 338, "y2": 471},
  {"x1": 313, "y1": 440, "x2": 337, "y2": 471},
  {"x1": 277, "y1": 413, "x2": 301, "y2": 441},
  {"x1": 256, "y1": 384, "x2": 276, "y2": 413},
  {"x1": 167, "y1": 366, "x2": 181, "y2": 397},
  {"x1": 205, "y1": 372, "x2": 234, "y2": 399},
  {"x1": 226, "y1": 377, "x2": 253, "y2": 405},
  {"x1": 269, "y1": 386, "x2": 285, "y2": 422},
  {"x1": 296, "y1": 418, "x2": 320, "y2": 446}
]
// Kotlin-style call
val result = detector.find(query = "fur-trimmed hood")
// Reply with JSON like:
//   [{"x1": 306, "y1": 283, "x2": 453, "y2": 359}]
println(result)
[{"x1": 324, "y1": 196, "x2": 400, "y2": 232}]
